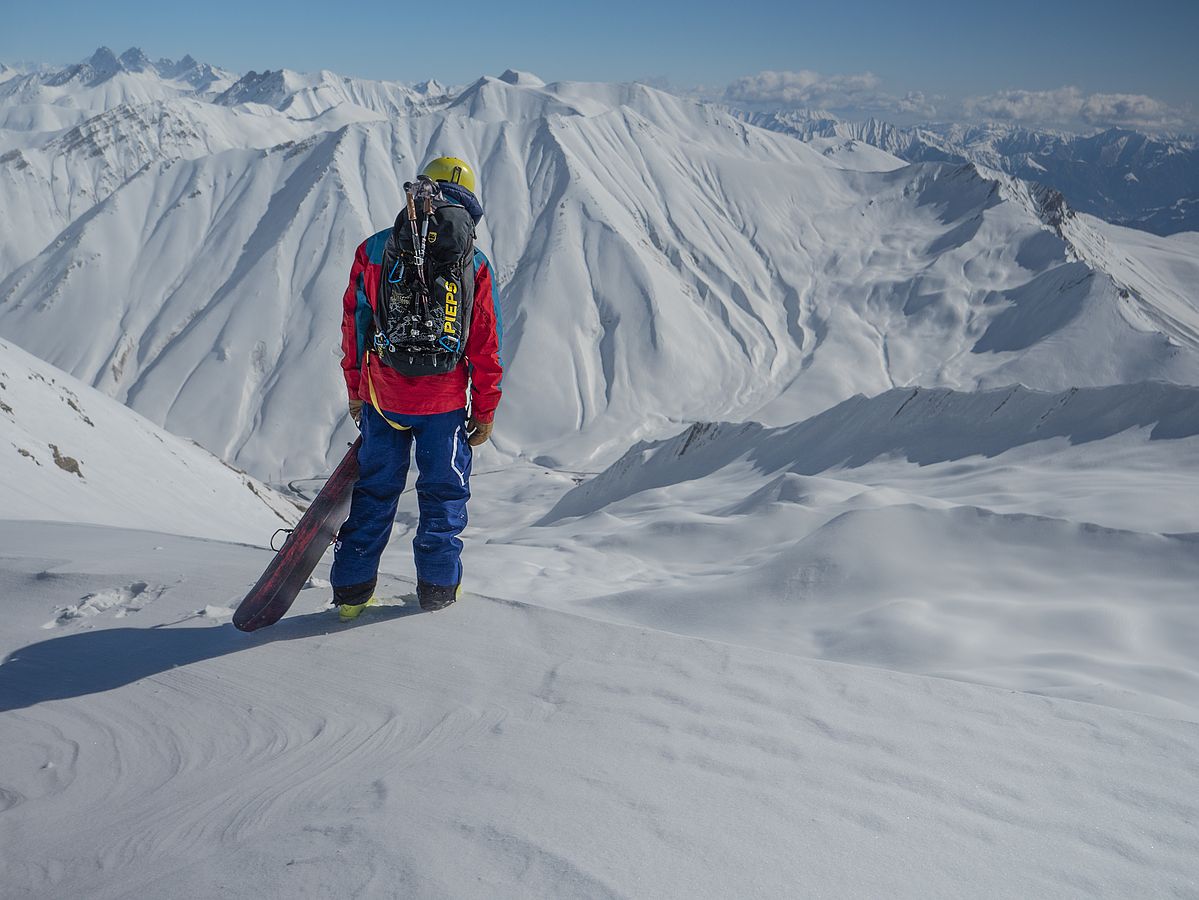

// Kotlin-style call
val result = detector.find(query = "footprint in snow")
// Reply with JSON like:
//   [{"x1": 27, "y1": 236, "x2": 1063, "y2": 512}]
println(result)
[{"x1": 43, "y1": 581, "x2": 166, "y2": 629}]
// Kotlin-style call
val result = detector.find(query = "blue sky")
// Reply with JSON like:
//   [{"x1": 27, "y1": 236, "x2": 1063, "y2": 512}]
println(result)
[{"x1": 3, "y1": 0, "x2": 1195, "y2": 128}]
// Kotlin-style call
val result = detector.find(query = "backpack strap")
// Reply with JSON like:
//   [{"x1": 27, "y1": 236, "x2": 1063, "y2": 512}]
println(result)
[
  {"x1": 363, "y1": 352, "x2": 413, "y2": 431},
  {"x1": 458, "y1": 247, "x2": 477, "y2": 351}
]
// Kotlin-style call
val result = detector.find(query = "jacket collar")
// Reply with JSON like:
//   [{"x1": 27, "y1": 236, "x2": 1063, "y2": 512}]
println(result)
[{"x1": 438, "y1": 181, "x2": 484, "y2": 224}]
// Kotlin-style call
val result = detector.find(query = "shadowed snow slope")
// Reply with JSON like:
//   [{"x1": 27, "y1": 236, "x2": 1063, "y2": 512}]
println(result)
[
  {"x1": 0, "y1": 337, "x2": 296, "y2": 541},
  {"x1": 1, "y1": 522, "x2": 1197, "y2": 898},
  {"x1": 3, "y1": 73, "x2": 1199, "y2": 478},
  {"x1": 498, "y1": 383, "x2": 1199, "y2": 721},
  {"x1": 543, "y1": 383, "x2": 1199, "y2": 521}
]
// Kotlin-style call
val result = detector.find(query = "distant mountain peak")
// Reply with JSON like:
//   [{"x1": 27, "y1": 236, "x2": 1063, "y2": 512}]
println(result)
[
  {"x1": 65, "y1": 47, "x2": 226, "y2": 85},
  {"x1": 118, "y1": 47, "x2": 152, "y2": 72},
  {"x1": 411, "y1": 78, "x2": 447, "y2": 96},
  {"x1": 498, "y1": 69, "x2": 545, "y2": 87},
  {"x1": 86, "y1": 47, "x2": 120, "y2": 75}
]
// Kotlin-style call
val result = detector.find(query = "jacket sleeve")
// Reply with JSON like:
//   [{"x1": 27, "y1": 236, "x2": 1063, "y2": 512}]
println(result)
[
  {"x1": 340, "y1": 241, "x2": 369, "y2": 400},
  {"x1": 465, "y1": 255, "x2": 503, "y2": 423}
]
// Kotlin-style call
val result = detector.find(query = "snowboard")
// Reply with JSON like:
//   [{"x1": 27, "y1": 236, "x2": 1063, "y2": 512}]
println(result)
[{"x1": 233, "y1": 437, "x2": 362, "y2": 632}]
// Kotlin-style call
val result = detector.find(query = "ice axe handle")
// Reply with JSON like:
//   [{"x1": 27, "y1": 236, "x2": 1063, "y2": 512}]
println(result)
[{"x1": 405, "y1": 190, "x2": 422, "y2": 265}]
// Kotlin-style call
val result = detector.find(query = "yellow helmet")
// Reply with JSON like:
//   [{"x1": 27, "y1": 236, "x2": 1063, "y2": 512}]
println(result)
[{"x1": 421, "y1": 156, "x2": 476, "y2": 194}]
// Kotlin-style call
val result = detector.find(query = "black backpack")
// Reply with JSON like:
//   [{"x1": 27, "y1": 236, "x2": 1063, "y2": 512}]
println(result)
[{"x1": 372, "y1": 177, "x2": 476, "y2": 376}]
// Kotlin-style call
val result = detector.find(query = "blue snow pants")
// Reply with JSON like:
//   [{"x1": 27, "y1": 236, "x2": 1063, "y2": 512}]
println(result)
[{"x1": 331, "y1": 404, "x2": 472, "y2": 596}]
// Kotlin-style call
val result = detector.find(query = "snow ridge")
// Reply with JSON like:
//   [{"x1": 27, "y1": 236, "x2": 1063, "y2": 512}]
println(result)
[
  {"x1": 545, "y1": 382, "x2": 1199, "y2": 522},
  {"x1": 0, "y1": 335, "x2": 297, "y2": 540}
]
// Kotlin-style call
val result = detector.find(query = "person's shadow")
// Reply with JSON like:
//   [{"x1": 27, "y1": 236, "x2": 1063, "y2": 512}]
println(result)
[{"x1": 0, "y1": 604, "x2": 425, "y2": 713}]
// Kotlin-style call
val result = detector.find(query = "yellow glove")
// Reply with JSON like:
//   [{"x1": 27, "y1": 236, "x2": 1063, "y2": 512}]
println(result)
[
  {"x1": 466, "y1": 417, "x2": 493, "y2": 446},
  {"x1": 349, "y1": 398, "x2": 363, "y2": 426}
]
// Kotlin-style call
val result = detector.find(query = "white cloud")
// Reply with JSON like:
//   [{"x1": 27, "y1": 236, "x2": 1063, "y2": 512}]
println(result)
[
  {"x1": 723, "y1": 72, "x2": 1189, "y2": 131},
  {"x1": 725, "y1": 69, "x2": 878, "y2": 106},
  {"x1": 964, "y1": 87, "x2": 1084, "y2": 124},
  {"x1": 724, "y1": 70, "x2": 939, "y2": 118},
  {"x1": 1079, "y1": 93, "x2": 1177, "y2": 128},
  {"x1": 895, "y1": 91, "x2": 936, "y2": 115},
  {"x1": 964, "y1": 86, "x2": 1184, "y2": 130}
]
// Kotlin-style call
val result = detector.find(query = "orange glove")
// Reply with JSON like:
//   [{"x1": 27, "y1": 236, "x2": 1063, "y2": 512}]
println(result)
[{"x1": 466, "y1": 417, "x2": 493, "y2": 446}]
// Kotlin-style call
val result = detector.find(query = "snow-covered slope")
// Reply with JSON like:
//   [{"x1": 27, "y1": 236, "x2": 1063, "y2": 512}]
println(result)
[
  {"x1": 1069, "y1": 214, "x2": 1199, "y2": 346},
  {"x1": 3, "y1": 71, "x2": 1198, "y2": 479},
  {"x1": 0, "y1": 336, "x2": 296, "y2": 541},
  {"x1": 544, "y1": 383, "x2": 1199, "y2": 521},
  {"x1": 803, "y1": 134, "x2": 907, "y2": 171},
  {"x1": 2, "y1": 521, "x2": 1197, "y2": 898},
  {"x1": 448, "y1": 383, "x2": 1199, "y2": 722},
  {"x1": 0, "y1": 97, "x2": 383, "y2": 274}
]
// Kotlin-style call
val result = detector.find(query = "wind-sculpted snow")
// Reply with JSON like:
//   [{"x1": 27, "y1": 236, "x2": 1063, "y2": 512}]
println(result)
[
  {"x1": 544, "y1": 383, "x2": 1199, "y2": 522},
  {"x1": 3, "y1": 71, "x2": 1199, "y2": 478},
  {"x1": 0, "y1": 336, "x2": 296, "y2": 541},
  {"x1": 1, "y1": 522, "x2": 1198, "y2": 897},
  {"x1": 578, "y1": 503, "x2": 1199, "y2": 720},
  {"x1": 500, "y1": 383, "x2": 1199, "y2": 721}
]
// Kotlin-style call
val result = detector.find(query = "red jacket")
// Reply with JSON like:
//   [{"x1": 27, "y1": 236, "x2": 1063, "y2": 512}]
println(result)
[{"x1": 340, "y1": 231, "x2": 503, "y2": 423}]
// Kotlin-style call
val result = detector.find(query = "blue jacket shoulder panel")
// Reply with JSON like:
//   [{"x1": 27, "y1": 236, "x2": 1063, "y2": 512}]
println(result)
[
  {"x1": 363, "y1": 228, "x2": 390, "y2": 265},
  {"x1": 351, "y1": 229, "x2": 389, "y2": 364}
]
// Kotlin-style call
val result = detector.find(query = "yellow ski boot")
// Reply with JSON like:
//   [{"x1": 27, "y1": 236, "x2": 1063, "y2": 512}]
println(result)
[{"x1": 337, "y1": 595, "x2": 378, "y2": 622}]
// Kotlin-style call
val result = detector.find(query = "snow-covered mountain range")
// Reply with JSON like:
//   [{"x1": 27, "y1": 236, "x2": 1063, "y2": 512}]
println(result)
[
  {"x1": 213, "y1": 67, "x2": 452, "y2": 117},
  {"x1": 738, "y1": 108, "x2": 1199, "y2": 235},
  {"x1": 3, "y1": 50, "x2": 1198, "y2": 482},
  {"x1": 0, "y1": 47, "x2": 236, "y2": 131},
  {"x1": 2, "y1": 50, "x2": 1199, "y2": 897}
]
